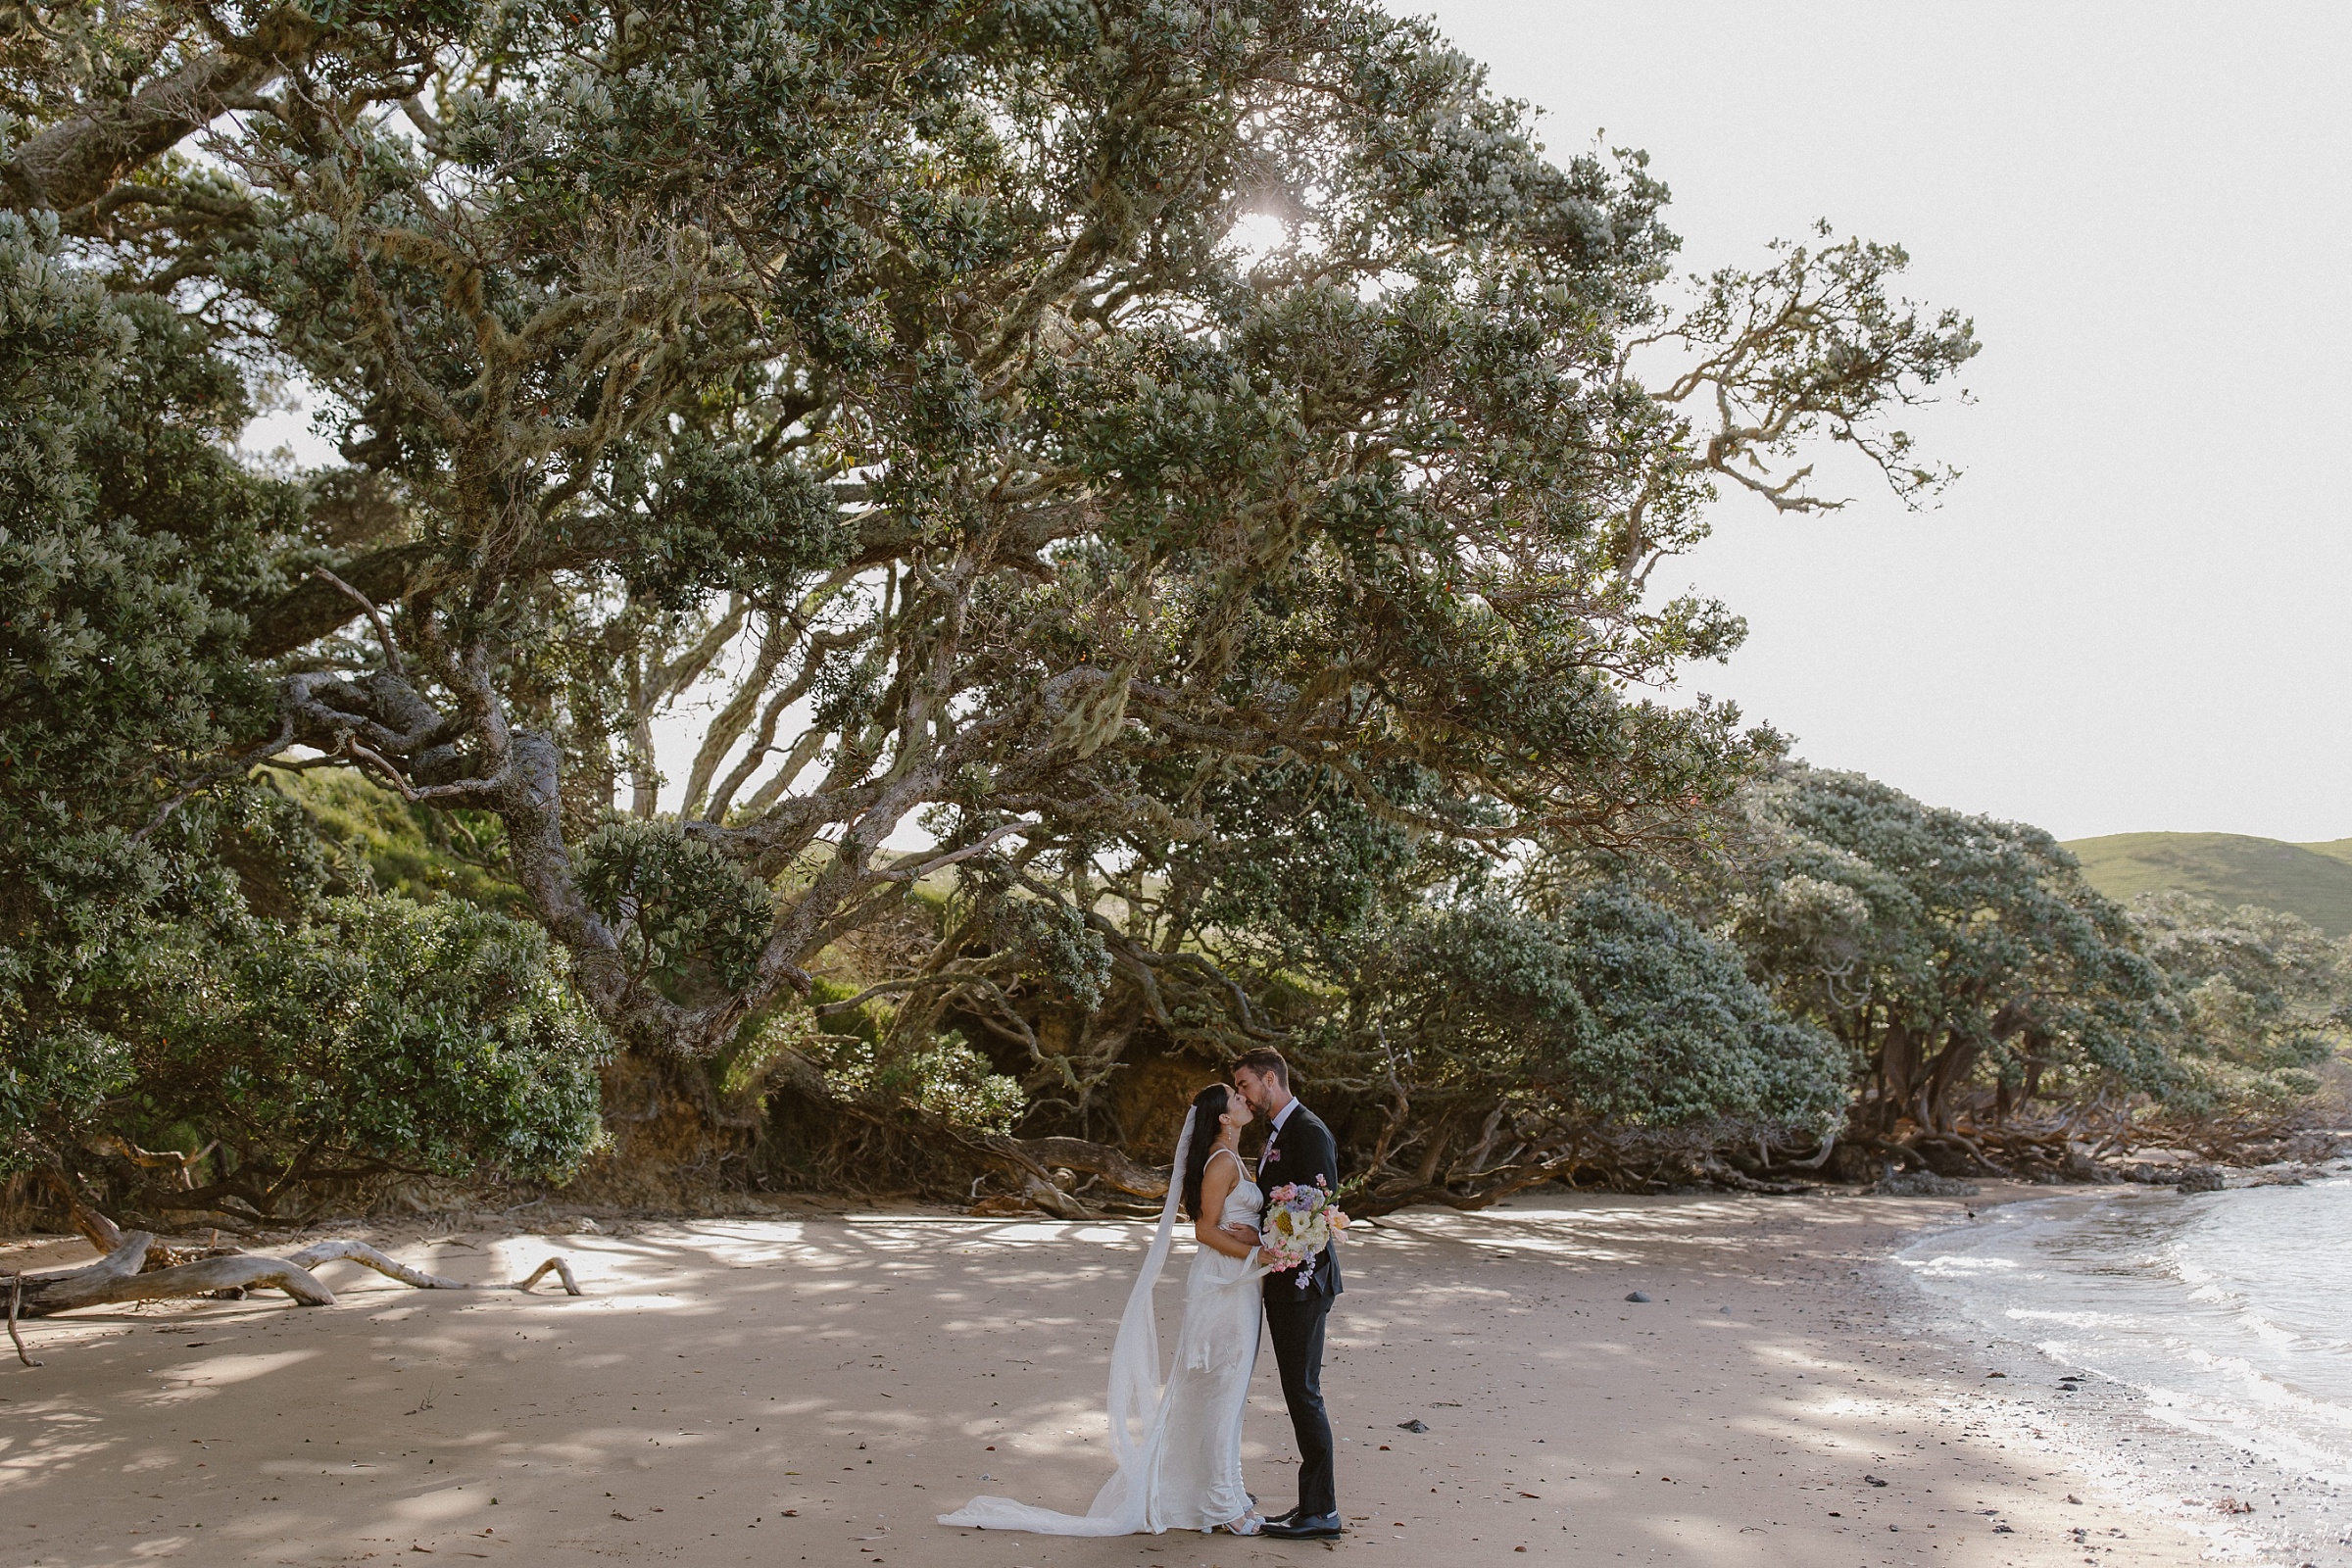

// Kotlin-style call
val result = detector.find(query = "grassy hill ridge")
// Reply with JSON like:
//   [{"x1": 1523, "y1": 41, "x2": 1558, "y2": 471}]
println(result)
[{"x1": 2064, "y1": 832, "x2": 2352, "y2": 938}]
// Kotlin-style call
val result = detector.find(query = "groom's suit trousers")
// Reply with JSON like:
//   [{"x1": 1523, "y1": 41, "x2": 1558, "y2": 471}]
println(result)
[{"x1": 1264, "y1": 1293, "x2": 1337, "y2": 1517}]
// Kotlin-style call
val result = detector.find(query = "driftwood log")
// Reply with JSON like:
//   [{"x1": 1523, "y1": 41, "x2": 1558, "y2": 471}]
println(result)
[
  {"x1": 13, "y1": 1233, "x2": 337, "y2": 1317},
  {"x1": 9, "y1": 1235, "x2": 584, "y2": 1319},
  {"x1": 3, "y1": 1222, "x2": 583, "y2": 1367},
  {"x1": 280, "y1": 1239, "x2": 468, "y2": 1291},
  {"x1": 514, "y1": 1255, "x2": 581, "y2": 1295}
]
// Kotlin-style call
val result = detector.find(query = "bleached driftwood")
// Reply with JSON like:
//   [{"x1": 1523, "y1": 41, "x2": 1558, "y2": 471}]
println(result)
[
  {"x1": 7, "y1": 1271, "x2": 41, "y2": 1365},
  {"x1": 282, "y1": 1240, "x2": 468, "y2": 1290},
  {"x1": 290, "y1": 1240, "x2": 581, "y2": 1293},
  {"x1": 14, "y1": 1233, "x2": 337, "y2": 1317},
  {"x1": 4, "y1": 1229, "x2": 582, "y2": 1356},
  {"x1": 513, "y1": 1256, "x2": 581, "y2": 1295}
]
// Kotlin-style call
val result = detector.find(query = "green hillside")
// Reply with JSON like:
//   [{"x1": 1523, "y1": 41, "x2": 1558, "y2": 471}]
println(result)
[{"x1": 2064, "y1": 832, "x2": 2352, "y2": 937}]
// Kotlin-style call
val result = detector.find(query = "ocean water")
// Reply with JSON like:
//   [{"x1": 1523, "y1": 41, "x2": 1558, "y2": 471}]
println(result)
[{"x1": 1894, "y1": 1168, "x2": 2352, "y2": 1565}]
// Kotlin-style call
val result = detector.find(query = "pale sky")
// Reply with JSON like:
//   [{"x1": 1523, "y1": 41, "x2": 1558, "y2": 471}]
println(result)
[{"x1": 1414, "y1": 0, "x2": 2352, "y2": 842}]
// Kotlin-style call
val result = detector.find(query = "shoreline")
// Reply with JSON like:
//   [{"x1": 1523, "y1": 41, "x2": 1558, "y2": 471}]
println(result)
[
  {"x1": 1892, "y1": 1178, "x2": 2352, "y2": 1568},
  {"x1": 0, "y1": 1189, "x2": 2223, "y2": 1565}
]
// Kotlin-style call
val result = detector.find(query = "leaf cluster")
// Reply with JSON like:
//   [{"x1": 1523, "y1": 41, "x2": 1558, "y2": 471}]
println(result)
[
  {"x1": 0, "y1": 211, "x2": 609, "y2": 1208},
  {"x1": 2127, "y1": 891, "x2": 2349, "y2": 1114}
]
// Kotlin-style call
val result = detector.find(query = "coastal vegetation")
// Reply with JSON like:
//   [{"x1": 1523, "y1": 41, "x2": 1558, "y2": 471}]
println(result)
[{"x1": 1, "y1": 0, "x2": 2340, "y2": 1251}]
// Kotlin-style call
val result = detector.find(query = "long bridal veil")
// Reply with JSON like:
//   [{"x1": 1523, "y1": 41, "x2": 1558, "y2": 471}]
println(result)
[{"x1": 937, "y1": 1107, "x2": 1200, "y2": 1535}]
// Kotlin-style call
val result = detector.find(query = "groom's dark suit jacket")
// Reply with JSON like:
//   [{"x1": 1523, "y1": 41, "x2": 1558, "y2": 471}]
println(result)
[{"x1": 1257, "y1": 1102, "x2": 1343, "y2": 1301}]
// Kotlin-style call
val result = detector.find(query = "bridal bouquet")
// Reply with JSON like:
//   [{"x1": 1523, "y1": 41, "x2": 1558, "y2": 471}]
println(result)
[{"x1": 1261, "y1": 1178, "x2": 1348, "y2": 1284}]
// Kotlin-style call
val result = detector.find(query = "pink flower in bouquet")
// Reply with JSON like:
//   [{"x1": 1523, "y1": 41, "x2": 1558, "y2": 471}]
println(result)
[{"x1": 1261, "y1": 1179, "x2": 1347, "y2": 1282}]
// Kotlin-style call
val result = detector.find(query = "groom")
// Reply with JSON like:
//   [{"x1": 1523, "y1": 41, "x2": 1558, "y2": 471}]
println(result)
[{"x1": 1231, "y1": 1047, "x2": 1344, "y2": 1542}]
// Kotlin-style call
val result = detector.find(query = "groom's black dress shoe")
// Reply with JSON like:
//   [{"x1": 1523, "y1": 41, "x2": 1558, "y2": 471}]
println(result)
[{"x1": 1261, "y1": 1512, "x2": 1343, "y2": 1540}]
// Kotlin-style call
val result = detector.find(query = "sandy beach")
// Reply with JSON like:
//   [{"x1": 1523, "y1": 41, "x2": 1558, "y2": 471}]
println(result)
[{"x1": 0, "y1": 1188, "x2": 2221, "y2": 1567}]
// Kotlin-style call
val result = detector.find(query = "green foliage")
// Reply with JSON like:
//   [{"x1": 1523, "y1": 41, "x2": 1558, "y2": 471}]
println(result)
[
  {"x1": 2127, "y1": 892, "x2": 2349, "y2": 1114},
  {"x1": 284, "y1": 769, "x2": 527, "y2": 912},
  {"x1": 129, "y1": 896, "x2": 610, "y2": 1202},
  {"x1": 2, "y1": 787, "x2": 611, "y2": 1203},
  {"x1": 595, "y1": 435, "x2": 849, "y2": 612},
  {"x1": 814, "y1": 1027, "x2": 1025, "y2": 1134},
  {"x1": 0, "y1": 216, "x2": 607, "y2": 1207},
  {"x1": 0, "y1": 1022, "x2": 131, "y2": 1172},
  {"x1": 0, "y1": 208, "x2": 290, "y2": 1180},
  {"x1": 0, "y1": 211, "x2": 286, "y2": 805},
  {"x1": 1337, "y1": 888, "x2": 1843, "y2": 1134},
  {"x1": 1553, "y1": 888, "x2": 1851, "y2": 1126},
  {"x1": 985, "y1": 895, "x2": 1113, "y2": 1012},
  {"x1": 1174, "y1": 763, "x2": 1446, "y2": 971},
  {"x1": 574, "y1": 817, "x2": 776, "y2": 999},
  {"x1": 1728, "y1": 766, "x2": 2174, "y2": 1131}
]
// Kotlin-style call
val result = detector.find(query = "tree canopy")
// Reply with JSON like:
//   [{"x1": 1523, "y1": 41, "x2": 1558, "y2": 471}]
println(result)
[
  {"x1": 1302, "y1": 885, "x2": 1847, "y2": 1205},
  {"x1": 1725, "y1": 766, "x2": 2174, "y2": 1142},
  {"x1": 2126, "y1": 891, "x2": 2347, "y2": 1119},
  {"x1": 1, "y1": 0, "x2": 1972, "y2": 1050},
  {"x1": 61, "y1": 3, "x2": 2328, "y2": 1220}
]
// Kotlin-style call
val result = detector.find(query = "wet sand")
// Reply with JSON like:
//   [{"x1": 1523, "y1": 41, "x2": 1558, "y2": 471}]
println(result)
[{"x1": 0, "y1": 1188, "x2": 2212, "y2": 1566}]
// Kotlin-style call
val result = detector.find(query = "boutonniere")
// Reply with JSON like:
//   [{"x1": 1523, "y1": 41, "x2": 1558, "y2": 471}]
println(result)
[{"x1": 1262, "y1": 1147, "x2": 1282, "y2": 1163}]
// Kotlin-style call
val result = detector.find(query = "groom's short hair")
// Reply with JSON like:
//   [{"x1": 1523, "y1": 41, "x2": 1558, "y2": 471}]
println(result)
[{"x1": 1233, "y1": 1047, "x2": 1290, "y2": 1090}]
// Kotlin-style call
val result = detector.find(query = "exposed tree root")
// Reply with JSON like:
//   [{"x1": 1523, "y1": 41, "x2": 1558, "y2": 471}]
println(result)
[
  {"x1": 983, "y1": 1134, "x2": 1171, "y2": 1199},
  {"x1": 806, "y1": 1093, "x2": 1177, "y2": 1219}
]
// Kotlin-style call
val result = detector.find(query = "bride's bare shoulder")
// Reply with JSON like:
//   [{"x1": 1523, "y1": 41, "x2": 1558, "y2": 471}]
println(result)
[{"x1": 1200, "y1": 1146, "x2": 1243, "y2": 1200}]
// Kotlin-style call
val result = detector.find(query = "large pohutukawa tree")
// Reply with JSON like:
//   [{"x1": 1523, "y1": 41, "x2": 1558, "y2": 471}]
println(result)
[
  {"x1": 1725, "y1": 766, "x2": 2176, "y2": 1170},
  {"x1": 5, "y1": 2, "x2": 1974, "y2": 1086}
]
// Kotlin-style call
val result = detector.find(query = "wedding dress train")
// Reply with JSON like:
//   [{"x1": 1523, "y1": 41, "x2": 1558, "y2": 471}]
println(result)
[{"x1": 940, "y1": 1112, "x2": 1264, "y2": 1535}]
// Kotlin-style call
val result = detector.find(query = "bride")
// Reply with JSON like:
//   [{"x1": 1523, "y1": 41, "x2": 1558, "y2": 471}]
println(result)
[{"x1": 939, "y1": 1083, "x2": 1269, "y2": 1536}]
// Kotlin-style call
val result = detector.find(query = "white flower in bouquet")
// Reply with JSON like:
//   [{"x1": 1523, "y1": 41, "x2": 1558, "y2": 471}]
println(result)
[{"x1": 1262, "y1": 1178, "x2": 1348, "y2": 1284}]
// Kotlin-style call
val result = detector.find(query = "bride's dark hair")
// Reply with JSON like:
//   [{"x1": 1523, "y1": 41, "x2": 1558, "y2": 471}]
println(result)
[{"x1": 1178, "y1": 1083, "x2": 1232, "y2": 1220}]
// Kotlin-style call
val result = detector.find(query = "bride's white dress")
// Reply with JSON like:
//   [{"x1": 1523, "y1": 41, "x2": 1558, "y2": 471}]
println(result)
[{"x1": 940, "y1": 1121, "x2": 1264, "y2": 1536}]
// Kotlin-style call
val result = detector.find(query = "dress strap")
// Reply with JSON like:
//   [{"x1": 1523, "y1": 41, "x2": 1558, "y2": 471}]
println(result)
[{"x1": 1205, "y1": 1146, "x2": 1242, "y2": 1174}]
